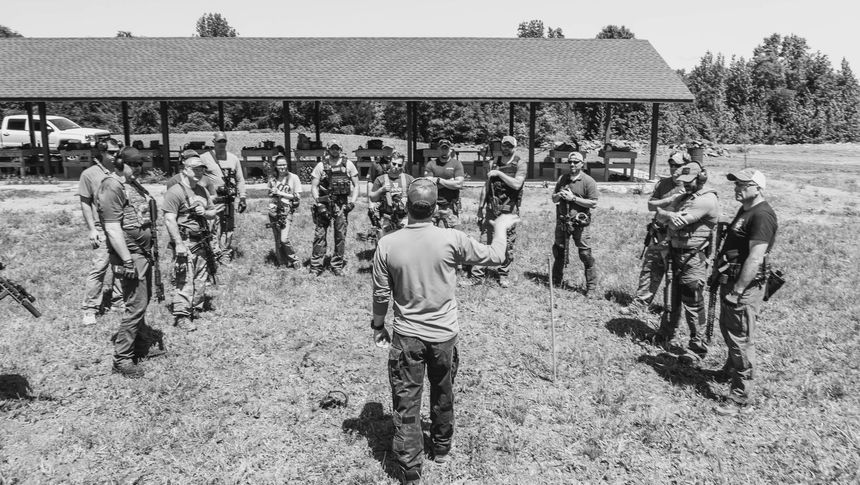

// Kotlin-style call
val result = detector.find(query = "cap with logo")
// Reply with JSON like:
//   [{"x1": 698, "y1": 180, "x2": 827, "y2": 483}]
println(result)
[
  {"x1": 669, "y1": 151, "x2": 691, "y2": 165},
  {"x1": 213, "y1": 131, "x2": 228, "y2": 142},
  {"x1": 183, "y1": 156, "x2": 205, "y2": 169},
  {"x1": 674, "y1": 162, "x2": 704, "y2": 183},
  {"x1": 727, "y1": 168, "x2": 766, "y2": 190},
  {"x1": 501, "y1": 135, "x2": 518, "y2": 147},
  {"x1": 180, "y1": 149, "x2": 199, "y2": 160},
  {"x1": 567, "y1": 151, "x2": 584, "y2": 164}
]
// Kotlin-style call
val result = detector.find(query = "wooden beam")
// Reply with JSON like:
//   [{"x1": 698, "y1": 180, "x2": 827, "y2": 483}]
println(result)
[
  {"x1": 283, "y1": 100, "x2": 292, "y2": 169},
  {"x1": 411, "y1": 102, "x2": 419, "y2": 174},
  {"x1": 649, "y1": 103, "x2": 660, "y2": 180},
  {"x1": 25, "y1": 102, "x2": 37, "y2": 148},
  {"x1": 509, "y1": 102, "x2": 515, "y2": 135},
  {"x1": 121, "y1": 101, "x2": 131, "y2": 147},
  {"x1": 159, "y1": 101, "x2": 170, "y2": 172},
  {"x1": 218, "y1": 101, "x2": 225, "y2": 131},
  {"x1": 37, "y1": 102, "x2": 51, "y2": 175},
  {"x1": 314, "y1": 101, "x2": 321, "y2": 143},
  {"x1": 528, "y1": 102, "x2": 537, "y2": 179},
  {"x1": 406, "y1": 101, "x2": 413, "y2": 171},
  {"x1": 602, "y1": 103, "x2": 613, "y2": 146}
]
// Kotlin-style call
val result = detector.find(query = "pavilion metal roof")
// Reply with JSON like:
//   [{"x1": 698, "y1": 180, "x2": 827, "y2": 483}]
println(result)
[{"x1": 0, "y1": 37, "x2": 693, "y2": 103}]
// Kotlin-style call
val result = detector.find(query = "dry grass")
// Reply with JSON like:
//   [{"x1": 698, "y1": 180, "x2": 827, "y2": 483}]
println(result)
[{"x1": 1, "y1": 144, "x2": 859, "y2": 483}]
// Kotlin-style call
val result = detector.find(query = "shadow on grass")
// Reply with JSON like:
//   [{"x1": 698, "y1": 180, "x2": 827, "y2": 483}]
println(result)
[
  {"x1": 264, "y1": 249, "x2": 279, "y2": 266},
  {"x1": 604, "y1": 288, "x2": 635, "y2": 306},
  {"x1": 0, "y1": 374, "x2": 33, "y2": 400},
  {"x1": 605, "y1": 317, "x2": 655, "y2": 342},
  {"x1": 636, "y1": 353, "x2": 719, "y2": 401},
  {"x1": 523, "y1": 271, "x2": 550, "y2": 288},
  {"x1": 342, "y1": 402, "x2": 399, "y2": 480},
  {"x1": 356, "y1": 248, "x2": 375, "y2": 262}
]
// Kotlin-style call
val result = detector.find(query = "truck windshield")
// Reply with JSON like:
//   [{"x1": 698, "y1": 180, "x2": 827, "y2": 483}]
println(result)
[{"x1": 49, "y1": 118, "x2": 82, "y2": 131}]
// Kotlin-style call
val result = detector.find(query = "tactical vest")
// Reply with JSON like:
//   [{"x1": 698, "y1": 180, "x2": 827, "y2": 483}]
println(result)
[
  {"x1": 97, "y1": 174, "x2": 151, "y2": 233},
  {"x1": 487, "y1": 155, "x2": 523, "y2": 214},
  {"x1": 380, "y1": 173, "x2": 408, "y2": 218},
  {"x1": 321, "y1": 158, "x2": 352, "y2": 197},
  {"x1": 670, "y1": 188, "x2": 719, "y2": 248}
]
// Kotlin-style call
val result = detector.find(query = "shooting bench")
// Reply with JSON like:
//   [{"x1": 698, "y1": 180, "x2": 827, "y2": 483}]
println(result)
[
  {"x1": 354, "y1": 147, "x2": 394, "y2": 180},
  {"x1": 588, "y1": 150, "x2": 637, "y2": 182},
  {"x1": 241, "y1": 147, "x2": 279, "y2": 178},
  {"x1": 0, "y1": 148, "x2": 47, "y2": 177}
]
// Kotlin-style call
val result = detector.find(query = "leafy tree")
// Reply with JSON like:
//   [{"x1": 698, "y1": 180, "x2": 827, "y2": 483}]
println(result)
[
  {"x1": 596, "y1": 25, "x2": 635, "y2": 39},
  {"x1": 195, "y1": 13, "x2": 237, "y2": 37},
  {"x1": 517, "y1": 20, "x2": 544, "y2": 38},
  {"x1": 547, "y1": 27, "x2": 564, "y2": 39},
  {"x1": 0, "y1": 25, "x2": 23, "y2": 37}
]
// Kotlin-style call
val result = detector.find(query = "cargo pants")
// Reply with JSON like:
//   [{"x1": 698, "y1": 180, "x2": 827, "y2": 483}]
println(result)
[
  {"x1": 113, "y1": 253, "x2": 157, "y2": 365},
  {"x1": 269, "y1": 212, "x2": 299, "y2": 266},
  {"x1": 551, "y1": 223, "x2": 597, "y2": 291},
  {"x1": 634, "y1": 241, "x2": 669, "y2": 305},
  {"x1": 719, "y1": 276, "x2": 764, "y2": 405},
  {"x1": 388, "y1": 333, "x2": 459, "y2": 482},
  {"x1": 431, "y1": 200, "x2": 460, "y2": 229},
  {"x1": 658, "y1": 247, "x2": 709, "y2": 356},
  {"x1": 310, "y1": 203, "x2": 348, "y2": 272},
  {"x1": 82, "y1": 230, "x2": 123, "y2": 313},
  {"x1": 471, "y1": 212, "x2": 516, "y2": 279},
  {"x1": 172, "y1": 240, "x2": 210, "y2": 318}
]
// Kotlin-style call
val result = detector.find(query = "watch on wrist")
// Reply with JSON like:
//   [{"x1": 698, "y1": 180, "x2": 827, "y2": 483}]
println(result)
[
  {"x1": 730, "y1": 289, "x2": 742, "y2": 297},
  {"x1": 370, "y1": 319, "x2": 384, "y2": 330}
]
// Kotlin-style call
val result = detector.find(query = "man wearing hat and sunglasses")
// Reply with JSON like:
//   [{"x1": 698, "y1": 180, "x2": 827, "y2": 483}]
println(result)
[
  {"x1": 622, "y1": 151, "x2": 689, "y2": 314},
  {"x1": 551, "y1": 151, "x2": 599, "y2": 295},
  {"x1": 310, "y1": 139, "x2": 360, "y2": 276},
  {"x1": 369, "y1": 153, "x2": 413, "y2": 238},
  {"x1": 371, "y1": 177, "x2": 519, "y2": 485},
  {"x1": 654, "y1": 162, "x2": 720, "y2": 366},
  {"x1": 199, "y1": 131, "x2": 247, "y2": 258},
  {"x1": 712, "y1": 169, "x2": 777, "y2": 416},
  {"x1": 424, "y1": 139, "x2": 465, "y2": 229}
]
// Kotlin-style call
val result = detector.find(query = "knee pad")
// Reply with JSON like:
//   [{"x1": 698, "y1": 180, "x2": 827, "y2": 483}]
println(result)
[{"x1": 578, "y1": 249, "x2": 594, "y2": 266}]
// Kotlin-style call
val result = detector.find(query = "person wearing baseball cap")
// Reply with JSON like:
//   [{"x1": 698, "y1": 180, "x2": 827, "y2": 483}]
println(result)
[
  {"x1": 622, "y1": 151, "x2": 690, "y2": 315},
  {"x1": 162, "y1": 155, "x2": 218, "y2": 332},
  {"x1": 365, "y1": 146, "x2": 395, "y2": 244},
  {"x1": 712, "y1": 168, "x2": 777, "y2": 417},
  {"x1": 550, "y1": 150, "x2": 600, "y2": 295},
  {"x1": 653, "y1": 162, "x2": 721, "y2": 366},
  {"x1": 424, "y1": 138, "x2": 465, "y2": 229},
  {"x1": 371, "y1": 177, "x2": 520, "y2": 484},
  {"x1": 198, "y1": 131, "x2": 247, "y2": 259},
  {"x1": 468, "y1": 135, "x2": 527, "y2": 288},
  {"x1": 97, "y1": 146, "x2": 162, "y2": 378},
  {"x1": 77, "y1": 139, "x2": 132, "y2": 326},
  {"x1": 369, "y1": 153, "x2": 414, "y2": 238},
  {"x1": 165, "y1": 149, "x2": 216, "y2": 195},
  {"x1": 309, "y1": 139, "x2": 360, "y2": 276}
]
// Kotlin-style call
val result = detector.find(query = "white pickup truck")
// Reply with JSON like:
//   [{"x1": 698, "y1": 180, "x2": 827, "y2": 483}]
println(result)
[{"x1": 0, "y1": 114, "x2": 111, "y2": 149}]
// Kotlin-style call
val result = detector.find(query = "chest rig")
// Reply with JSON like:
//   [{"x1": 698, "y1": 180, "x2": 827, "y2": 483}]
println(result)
[
  {"x1": 321, "y1": 158, "x2": 352, "y2": 200},
  {"x1": 488, "y1": 156, "x2": 523, "y2": 214},
  {"x1": 380, "y1": 174, "x2": 408, "y2": 218}
]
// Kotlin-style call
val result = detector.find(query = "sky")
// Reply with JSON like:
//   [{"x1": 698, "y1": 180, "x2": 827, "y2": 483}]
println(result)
[{"x1": 3, "y1": 0, "x2": 855, "y2": 71}]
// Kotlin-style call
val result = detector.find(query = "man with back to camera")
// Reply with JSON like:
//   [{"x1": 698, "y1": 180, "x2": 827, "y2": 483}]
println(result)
[
  {"x1": 621, "y1": 151, "x2": 689, "y2": 315},
  {"x1": 550, "y1": 151, "x2": 599, "y2": 296},
  {"x1": 653, "y1": 162, "x2": 720, "y2": 366},
  {"x1": 78, "y1": 138, "x2": 126, "y2": 325},
  {"x1": 423, "y1": 139, "x2": 465, "y2": 229},
  {"x1": 371, "y1": 177, "x2": 519, "y2": 485},
  {"x1": 712, "y1": 169, "x2": 778, "y2": 417},
  {"x1": 467, "y1": 135, "x2": 526, "y2": 288},
  {"x1": 199, "y1": 131, "x2": 247, "y2": 257}
]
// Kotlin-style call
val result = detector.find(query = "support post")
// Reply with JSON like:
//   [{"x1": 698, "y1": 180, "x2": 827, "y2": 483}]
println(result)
[
  {"x1": 121, "y1": 101, "x2": 131, "y2": 147},
  {"x1": 603, "y1": 103, "x2": 613, "y2": 146},
  {"x1": 218, "y1": 101, "x2": 225, "y2": 131},
  {"x1": 411, "y1": 102, "x2": 419, "y2": 173},
  {"x1": 159, "y1": 101, "x2": 170, "y2": 172},
  {"x1": 283, "y1": 101, "x2": 292, "y2": 169},
  {"x1": 509, "y1": 102, "x2": 515, "y2": 135},
  {"x1": 528, "y1": 102, "x2": 537, "y2": 179},
  {"x1": 406, "y1": 101, "x2": 414, "y2": 173},
  {"x1": 37, "y1": 102, "x2": 51, "y2": 175},
  {"x1": 314, "y1": 101, "x2": 321, "y2": 143},
  {"x1": 649, "y1": 103, "x2": 660, "y2": 180},
  {"x1": 25, "y1": 102, "x2": 37, "y2": 148}
]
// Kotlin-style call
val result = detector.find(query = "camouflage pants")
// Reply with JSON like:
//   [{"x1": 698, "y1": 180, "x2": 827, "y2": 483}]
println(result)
[
  {"x1": 720, "y1": 277, "x2": 764, "y2": 404},
  {"x1": 389, "y1": 333, "x2": 459, "y2": 482},
  {"x1": 470, "y1": 213, "x2": 516, "y2": 278},
  {"x1": 658, "y1": 248, "x2": 709, "y2": 356},
  {"x1": 82, "y1": 230, "x2": 123, "y2": 312},
  {"x1": 311, "y1": 204, "x2": 348, "y2": 271},
  {"x1": 431, "y1": 200, "x2": 460, "y2": 229},
  {"x1": 635, "y1": 242, "x2": 669, "y2": 305},
  {"x1": 172, "y1": 241, "x2": 210, "y2": 318},
  {"x1": 378, "y1": 214, "x2": 406, "y2": 239}
]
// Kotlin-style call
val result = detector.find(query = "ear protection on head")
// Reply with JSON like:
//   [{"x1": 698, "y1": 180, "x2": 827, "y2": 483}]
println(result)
[{"x1": 688, "y1": 161, "x2": 708, "y2": 184}]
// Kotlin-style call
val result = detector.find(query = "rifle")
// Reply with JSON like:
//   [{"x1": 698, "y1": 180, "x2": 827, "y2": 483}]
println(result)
[
  {"x1": 639, "y1": 222, "x2": 661, "y2": 259},
  {"x1": 705, "y1": 222, "x2": 729, "y2": 343},
  {"x1": 128, "y1": 178, "x2": 164, "y2": 302},
  {"x1": 478, "y1": 162, "x2": 498, "y2": 236},
  {"x1": 0, "y1": 269, "x2": 41, "y2": 318},
  {"x1": 189, "y1": 209, "x2": 218, "y2": 284}
]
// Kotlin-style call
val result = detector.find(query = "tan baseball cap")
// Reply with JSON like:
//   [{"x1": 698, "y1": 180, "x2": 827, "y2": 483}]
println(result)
[{"x1": 727, "y1": 168, "x2": 766, "y2": 189}]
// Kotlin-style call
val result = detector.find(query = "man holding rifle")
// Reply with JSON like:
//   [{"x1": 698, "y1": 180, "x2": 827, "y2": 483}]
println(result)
[
  {"x1": 371, "y1": 178, "x2": 519, "y2": 485},
  {"x1": 712, "y1": 169, "x2": 778, "y2": 417},
  {"x1": 162, "y1": 156, "x2": 218, "y2": 331},
  {"x1": 200, "y1": 131, "x2": 247, "y2": 258},
  {"x1": 622, "y1": 152, "x2": 687, "y2": 315},
  {"x1": 97, "y1": 147, "x2": 164, "y2": 378}
]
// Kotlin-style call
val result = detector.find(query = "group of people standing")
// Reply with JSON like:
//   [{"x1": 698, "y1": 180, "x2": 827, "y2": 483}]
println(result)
[{"x1": 75, "y1": 130, "x2": 778, "y2": 485}]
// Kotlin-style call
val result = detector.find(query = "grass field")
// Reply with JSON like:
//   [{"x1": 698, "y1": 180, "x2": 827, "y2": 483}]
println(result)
[{"x1": 1, "y1": 143, "x2": 859, "y2": 483}]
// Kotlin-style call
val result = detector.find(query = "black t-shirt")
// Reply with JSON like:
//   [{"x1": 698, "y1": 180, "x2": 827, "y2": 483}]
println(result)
[{"x1": 723, "y1": 201, "x2": 778, "y2": 264}]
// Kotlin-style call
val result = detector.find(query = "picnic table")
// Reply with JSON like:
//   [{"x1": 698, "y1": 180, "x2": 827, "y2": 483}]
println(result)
[
  {"x1": 354, "y1": 147, "x2": 394, "y2": 179},
  {"x1": 590, "y1": 150, "x2": 637, "y2": 182}
]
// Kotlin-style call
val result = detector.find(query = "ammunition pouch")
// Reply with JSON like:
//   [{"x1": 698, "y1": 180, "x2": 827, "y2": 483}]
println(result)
[{"x1": 764, "y1": 268, "x2": 785, "y2": 301}]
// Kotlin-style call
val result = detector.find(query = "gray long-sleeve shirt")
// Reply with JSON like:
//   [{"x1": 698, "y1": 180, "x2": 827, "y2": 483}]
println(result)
[{"x1": 372, "y1": 222, "x2": 507, "y2": 342}]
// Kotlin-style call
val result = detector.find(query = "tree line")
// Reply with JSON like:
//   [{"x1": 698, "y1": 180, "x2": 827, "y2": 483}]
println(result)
[{"x1": 1, "y1": 18, "x2": 857, "y2": 147}]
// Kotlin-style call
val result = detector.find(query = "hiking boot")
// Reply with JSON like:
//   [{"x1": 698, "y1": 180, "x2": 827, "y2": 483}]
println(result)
[
  {"x1": 714, "y1": 400, "x2": 754, "y2": 417},
  {"x1": 331, "y1": 267, "x2": 345, "y2": 277},
  {"x1": 112, "y1": 360, "x2": 144, "y2": 378},
  {"x1": 433, "y1": 450, "x2": 451, "y2": 465},
  {"x1": 620, "y1": 299, "x2": 648, "y2": 316},
  {"x1": 81, "y1": 312, "x2": 97, "y2": 326},
  {"x1": 173, "y1": 316, "x2": 197, "y2": 332}
]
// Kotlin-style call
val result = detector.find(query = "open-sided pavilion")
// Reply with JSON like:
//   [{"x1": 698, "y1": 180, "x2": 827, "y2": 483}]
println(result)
[{"x1": 0, "y1": 37, "x2": 693, "y2": 179}]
